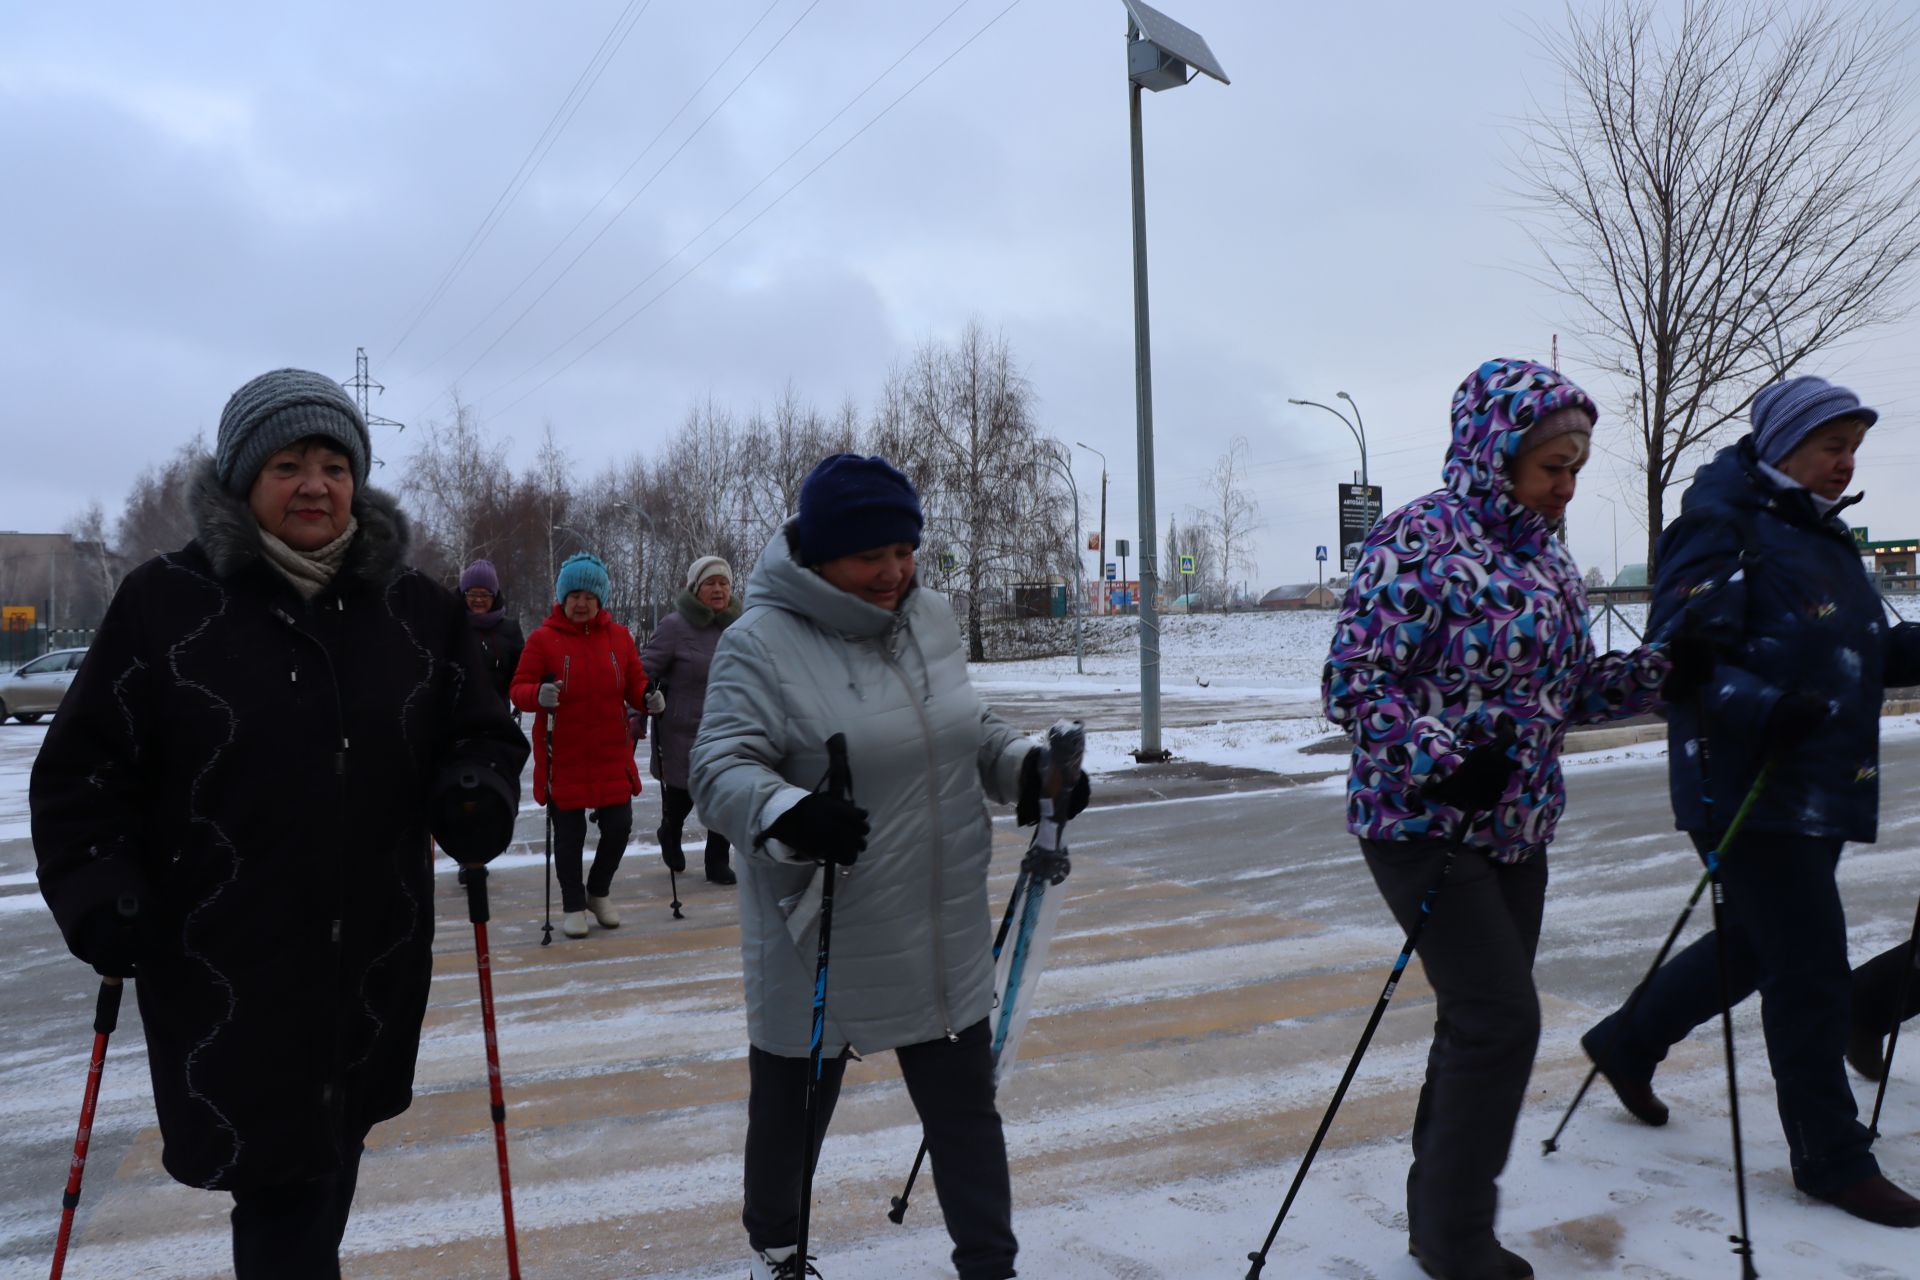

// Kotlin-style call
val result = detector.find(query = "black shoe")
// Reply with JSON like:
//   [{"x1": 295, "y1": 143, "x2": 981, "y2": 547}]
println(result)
[
  {"x1": 659, "y1": 843, "x2": 687, "y2": 874},
  {"x1": 1847, "y1": 1022, "x2": 1887, "y2": 1082},
  {"x1": 1581, "y1": 1027, "x2": 1669, "y2": 1126},
  {"x1": 1810, "y1": 1174, "x2": 1920, "y2": 1227},
  {"x1": 706, "y1": 864, "x2": 737, "y2": 886},
  {"x1": 1410, "y1": 1241, "x2": 1533, "y2": 1279}
]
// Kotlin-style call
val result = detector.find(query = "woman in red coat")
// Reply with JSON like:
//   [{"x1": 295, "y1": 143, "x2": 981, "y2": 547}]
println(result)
[{"x1": 511, "y1": 552, "x2": 651, "y2": 938}]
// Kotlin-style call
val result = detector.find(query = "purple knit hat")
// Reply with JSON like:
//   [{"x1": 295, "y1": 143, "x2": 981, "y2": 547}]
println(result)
[
  {"x1": 459, "y1": 559, "x2": 501, "y2": 594},
  {"x1": 1752, "y1": 375, "x2": 1878, "y2": 465}
]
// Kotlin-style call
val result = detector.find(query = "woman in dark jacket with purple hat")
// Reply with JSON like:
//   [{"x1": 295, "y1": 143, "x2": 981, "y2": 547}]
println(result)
[
  {"x1": 1582, "y1": 374, "x2": 1920, "y2": 1229},
  {"x1": 459, "y1": 558, "x2": 524, "y2": 706}
]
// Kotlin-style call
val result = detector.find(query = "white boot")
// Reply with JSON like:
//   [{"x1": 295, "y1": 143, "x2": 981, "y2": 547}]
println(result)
[
  {"x1": 561, "y1": 909, "x2": 590, "y2": 938},
  {"x1": 749, "y1": 1244, "x2": 817, "y2": 1279},
  {"x1": 586, "y1": 895, "x2": 621, "y2": 928}
]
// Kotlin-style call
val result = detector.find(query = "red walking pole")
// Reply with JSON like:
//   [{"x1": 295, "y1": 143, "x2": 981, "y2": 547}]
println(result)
[
  {"x1": 49, "y1": 975, "x2": 123, "y2": 1280},
  {"x1": 464, "y1": 866, "x2": 523, "y2": 1280}
]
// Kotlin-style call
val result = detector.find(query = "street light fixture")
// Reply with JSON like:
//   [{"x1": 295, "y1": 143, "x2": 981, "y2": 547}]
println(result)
[
  {"x1": 1076, "y1": 441, "x2": 1110, "y2": 616},
  {"x1": 1121, "y1": 0, "x2": 1229, "y2": 763}
]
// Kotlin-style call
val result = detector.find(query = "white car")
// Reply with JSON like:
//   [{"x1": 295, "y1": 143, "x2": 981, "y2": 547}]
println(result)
[{"x1": 0, "y1": 647, "x2": 87, "y2": 724}]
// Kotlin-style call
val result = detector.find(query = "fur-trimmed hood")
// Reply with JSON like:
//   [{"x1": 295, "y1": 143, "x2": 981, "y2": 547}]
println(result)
[{"x1": 189, "y1": 461, "x2": 411, "y2": 588}]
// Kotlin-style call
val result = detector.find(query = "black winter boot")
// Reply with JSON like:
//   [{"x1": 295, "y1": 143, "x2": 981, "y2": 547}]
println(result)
[
  {"x1": 1811, "y1": 1174, "x2": 1920, "y2": 1227},
  {"x1": 1580, "y1": 1027, "x2": 1669, "y2": 1126},
  {"x1": 1847, "y1": 1021, "x2": 1887, "y2": 1082},
  {"x1": 656, "y1": 824, "x2": 687, "y2": 874},
  {"x1": 1410, "y1": 1241, "x2": 1533, "y2": 1279}
]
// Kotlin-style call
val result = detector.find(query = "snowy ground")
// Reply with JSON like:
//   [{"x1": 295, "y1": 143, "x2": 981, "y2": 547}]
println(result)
[{"x1": 9, "y1": 608, "x2": 1920, "y2": 1279}]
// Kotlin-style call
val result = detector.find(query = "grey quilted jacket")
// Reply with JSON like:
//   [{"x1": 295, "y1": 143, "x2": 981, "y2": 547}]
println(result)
[{"x1": 691, "y1": 524, "x2": 1030, "y2": 1057}]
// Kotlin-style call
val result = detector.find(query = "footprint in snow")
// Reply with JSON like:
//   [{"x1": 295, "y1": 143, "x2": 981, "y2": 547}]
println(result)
[
  {"x1": 1316, "y1": 1258, "x2": 1377, "y2": 1279},
  {"x1": 1671, "y1": 1205, "x2": 1723, "y2": 1232},
  {"x1": 1060, "y1": 1240, "x2": 1165, "y2": 1280},
  {"x1": 1164, "y1": 1189, "x2": 1228, "y2": 1214},
  {"x1": 1343, "y1": 1189, "x2": 1407, "y2": 1232},
  {"x1": 1636, "y1": 1166, "x2": 1687, "y2": 1188}
]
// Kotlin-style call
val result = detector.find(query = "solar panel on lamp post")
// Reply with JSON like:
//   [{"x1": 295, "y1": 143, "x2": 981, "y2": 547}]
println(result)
[{"x1": 1120, "y1": 0, "x2": 1229, "y2": 763}]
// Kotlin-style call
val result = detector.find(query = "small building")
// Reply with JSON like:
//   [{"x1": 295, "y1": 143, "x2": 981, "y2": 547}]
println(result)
[
  {"x1": 1857, "y1": 535, "x2": 1919, "y2": 579},
  {"x1": 1259, "y1": 583, "x2": 1339, "y2": 611}
]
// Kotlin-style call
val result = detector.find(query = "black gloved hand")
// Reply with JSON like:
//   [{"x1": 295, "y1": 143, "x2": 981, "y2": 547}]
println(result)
[
  {"x1": 1769, "y1": 690, "x2": 1832, "y2": 746},
  {"x1": 1425, "y1": 739, "x2": 1518, "y2": 814},
  {"x1": 74, "y1": 893, "x2": 144, "y2": 979},
  {"x1": 1661, "y1": 631, "x2": 1718, "y2": 705},
  {"x1": 430, "y1": 762, "x2": 519, "y2": 864},
  {"x1": 765, "y1": 792, "x2": 869, "y2": 866},
  {"x1": 1016, "y1": 748, "x2": 1093, "y2": 826}
]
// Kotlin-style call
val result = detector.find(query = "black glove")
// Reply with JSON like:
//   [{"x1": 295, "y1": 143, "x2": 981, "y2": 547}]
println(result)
[
  {"x1": 764, "y1": 792, "x2": 869, "y2": 866},
  {"x1": 429, "y1": 762, "x2": 519, "y2": 864},
  {"x1": 1769, "y1": 690, "x2": 1832, "y2": 746},
  {"x1": 1661, "y1": 631, "x2": 1717, "y2": 705},
  {"x1": 1425, "y1": 739, "x2": 1517, "y2": 813},
  {"x1": 73, "y1": 893, "x2": 144, "y2": 979},
  {"x1": 1017, "y1": 747, "x2": 1091, "y2": 826}
]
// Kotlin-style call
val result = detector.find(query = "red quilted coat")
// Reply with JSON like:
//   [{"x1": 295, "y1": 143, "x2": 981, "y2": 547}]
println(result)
[{"x1": 511, "y1": 604, "x2": 650, "y2": 810}]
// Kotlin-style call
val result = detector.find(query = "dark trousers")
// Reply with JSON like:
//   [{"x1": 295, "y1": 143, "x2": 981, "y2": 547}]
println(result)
[
  {"x1": 551, "y1": 802, "x2": 633, "y2": 913},
  {"x1": 743, "y1": 1020, "x2": 1016, "y2": 1280},
  {"x1": 659, "y1": 783, "x2": 732, "y2": 875},
  {"x1": 230, "y1": 1140, "x2": 364, "y2": 1279},
  {"x1": 1361, "y1": 839, "x2": 1546, "y2": 1272},
  {"x1": 1853, "y1": 939, "x2": 1920, "y2": 1037},
  {"x1": 1585, "y1": 831, "x2": 1876, "y2": 1194}
]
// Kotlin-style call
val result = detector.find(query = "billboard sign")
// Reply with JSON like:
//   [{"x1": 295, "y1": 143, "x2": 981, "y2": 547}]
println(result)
[{"x1": 1337, "y1": 483, "x2": 1383, "y2": 571}]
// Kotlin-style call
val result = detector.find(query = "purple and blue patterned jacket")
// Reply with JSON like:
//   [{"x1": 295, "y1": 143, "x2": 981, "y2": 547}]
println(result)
[{"x1": 1322, "y1": 359, "x2": 1669, "y2": 863}]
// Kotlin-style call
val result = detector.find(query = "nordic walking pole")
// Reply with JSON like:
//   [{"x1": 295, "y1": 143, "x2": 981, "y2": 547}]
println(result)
[
  {"x1": 1543, "y1": 762, "x2": 1774, "y2": 1155},
  {"x1": 888, "y1": 867, "x2": 1030, "y2": 1224},
  {"x1": 796, "y1": 734, "x2": 853, "y2": 1276},
  {"x1": 1866, "y1": 892, "x2": 1920, "y2": 1138},
  {"x1": 540, "y1": 666, "x2": 560, "y2": 947},
  {"x1": 1708, "y1": 840, "x2": 1758, "y2": 1279},
  {"x1": 48, "y1": 972, "x2": 124, "y2": 1280},
  {"x1": 465, "y1": 865, "x2": 523, "y2": 1280},
  {"x1": 667, "y1": 865, "x2": 684, "y2": 921}
]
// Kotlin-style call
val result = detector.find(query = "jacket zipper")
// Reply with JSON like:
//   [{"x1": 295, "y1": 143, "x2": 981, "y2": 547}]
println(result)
[{"x1": 879, "y1": 638, "x2": 956, "y2": 1040}]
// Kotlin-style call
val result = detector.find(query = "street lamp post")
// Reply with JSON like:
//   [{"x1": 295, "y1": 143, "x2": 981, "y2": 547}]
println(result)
[
  {"x1": 1077, "y1": 441, "x2": 1109, "y2": 616},
  {"x1": 1288, "y1": 394, "x2": 1371, "y2": 521},
  {"x1": 1121, "y1": 0, "x2": 1228, "y2": 762},
  {"x1": 1040, "y1": 444, "x2": 1086, "y2": 674}
]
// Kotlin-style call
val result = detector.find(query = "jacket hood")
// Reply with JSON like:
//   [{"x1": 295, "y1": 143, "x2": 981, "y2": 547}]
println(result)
[
  {"x1": 189, "y1": 460, "x2": 410, "y2": 587},
  {"x1": 744, "y1": 520, "x2": 912, "y2": 640},
  {"x1": 1444, "y1": 358, "x2": 1598, "y2": 554},
  {"x1": 1683, "y1": 435, "x2": 1859, "y2": 532}
]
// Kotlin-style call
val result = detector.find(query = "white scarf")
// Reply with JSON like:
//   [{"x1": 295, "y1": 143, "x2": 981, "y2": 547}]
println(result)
[{"x1": 259, "y1": 518, "x2": 360, "y2": 600}]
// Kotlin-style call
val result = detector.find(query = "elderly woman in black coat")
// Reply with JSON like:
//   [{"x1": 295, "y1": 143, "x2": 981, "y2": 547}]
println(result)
[{"x1": 32, "y1": 368, "x2": 527, "y2": 1278}]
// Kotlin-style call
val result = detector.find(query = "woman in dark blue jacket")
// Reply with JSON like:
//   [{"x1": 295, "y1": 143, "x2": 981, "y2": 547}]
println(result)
[{"x1": 1582, "y1": 375, "x2": 1920, "y2": 1228}]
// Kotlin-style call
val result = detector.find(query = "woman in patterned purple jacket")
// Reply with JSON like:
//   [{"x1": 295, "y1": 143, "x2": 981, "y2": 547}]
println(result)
[{"x1": 1322, "y1": 358, "x2": 1683, "y2": 1280}]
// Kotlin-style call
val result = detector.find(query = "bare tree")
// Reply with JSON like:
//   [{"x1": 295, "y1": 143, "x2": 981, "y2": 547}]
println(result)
[
  {"x1": 115, "y1": 438, "x2": 211, "y2": 564},
  {"x1": 1517, "y1": 0, "x2": 1920, "y2": 569},
  {"x1": 400, "y1": 393, "x2": 517, "y2": 579},
  {"x1": 1205, "y1": 435, "x2": 1262, "y2": 606}
]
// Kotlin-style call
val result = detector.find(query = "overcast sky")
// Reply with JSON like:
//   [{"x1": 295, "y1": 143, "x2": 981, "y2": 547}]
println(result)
[{"x1": 5, "y1": 0, "x2": 1918, "y2": 590}]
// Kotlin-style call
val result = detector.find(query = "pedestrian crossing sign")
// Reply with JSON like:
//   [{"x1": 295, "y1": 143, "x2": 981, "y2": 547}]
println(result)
[{"x1": 1179, "y1": 555, "x2": 1195, "y2": 576}]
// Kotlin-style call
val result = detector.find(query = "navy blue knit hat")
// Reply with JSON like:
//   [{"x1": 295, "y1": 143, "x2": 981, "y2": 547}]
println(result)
[
  {"x1": 1753, "y1": 375, "x2": 1878, "y2": 466},
  {"x1": 795, "y1": 453, "x2": 923, "y2": 564},
  {"x1": 554, "y1": 552, "x2": 611, "y2": 605}
]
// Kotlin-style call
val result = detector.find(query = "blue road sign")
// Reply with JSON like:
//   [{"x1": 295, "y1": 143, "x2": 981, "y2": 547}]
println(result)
[
  {"x1": 1315, "y1": 545, "x2": 1328, "y2": 563},
  {"x1": 1106, "y1": 562, "x2": 1118, "y2": 581}
]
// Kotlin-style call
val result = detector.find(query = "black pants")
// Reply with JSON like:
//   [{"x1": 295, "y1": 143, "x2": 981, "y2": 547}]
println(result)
[
  {"x1": 743, "y1": 1020, "x2": 1016, "y2": 1280},
  {"x1": 659, "y1": 783, "x2": 732, "y2": 875},
  {"x1": 1361, "y1": 839, "x2": 1546, "y2": 1274},
  {"x1": 1585, "y1": 831, "x2": 1875, "y2": 1194},
  {"x1": 551, "y1": 802, "x2": 633, "y2": 913},
  {"x1": 1853, "y1": 939, "x2": 1920, "y2": 1038},
  {"x1": 230, "y1": 1140, "x2": 364, "y2": 1279}
]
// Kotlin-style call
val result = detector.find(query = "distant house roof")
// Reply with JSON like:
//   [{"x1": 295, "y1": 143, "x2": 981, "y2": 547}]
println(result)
[
  {"x1": 1259, "y1": 583, "x2": 1336, "y2": 604},
  {"x1": 1612, "y1": 563, "x2": 1649, "y2": 588}
]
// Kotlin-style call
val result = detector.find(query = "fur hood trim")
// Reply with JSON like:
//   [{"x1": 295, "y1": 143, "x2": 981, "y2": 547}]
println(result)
[{"x1": 189, "y1": 461, "x2": 411, "y2": 587}]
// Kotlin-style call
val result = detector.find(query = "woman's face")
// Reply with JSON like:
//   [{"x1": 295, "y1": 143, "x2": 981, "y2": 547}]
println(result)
[
  {"x1": 696, "y1": 573, "x2": 732, "y2": 611},
  {"x1": 563, "y1": 590, "x2": 600, "y2": 624},
  {"x1": 818, "y1": 544, "x2": 916, "y2": 611},
  {"x1": 1780, "y1": 418, "x2": 1869, "y2": 501},
  {"x1": 1508, "y1": 434, "x2": 1590, "y2": 523},
  {"x1": 249, "y1": 441, "x2": 354, "y2": 551},
  {"x1": 464, "y1": 588, "x2": 495, "y2": 614}
]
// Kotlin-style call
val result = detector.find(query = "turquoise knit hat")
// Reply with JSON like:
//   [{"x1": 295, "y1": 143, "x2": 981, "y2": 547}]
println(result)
[{"x1": 554, "y1": 552, "x2": 611, "y2": 605}]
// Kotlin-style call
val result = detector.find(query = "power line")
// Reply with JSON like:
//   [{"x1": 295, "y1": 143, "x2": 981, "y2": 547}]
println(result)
[
  {"x1": 381, "y1": 0, "x2": 655, "y2": 362},
  {"x1": 413, "y1": 0, "x2": 793, "y2": 386},
  {"x1": 445, "y1": 0, "x2": 822, "y2": 396},
  {"x1": 480, "y1": 0, "x2": 1027, "y2": 424}
]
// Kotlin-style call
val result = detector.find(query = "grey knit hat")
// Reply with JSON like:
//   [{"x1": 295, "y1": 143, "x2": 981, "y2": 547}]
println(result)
[{"x1": 215, "y1": 368, "x2": 371, "y2": 496}]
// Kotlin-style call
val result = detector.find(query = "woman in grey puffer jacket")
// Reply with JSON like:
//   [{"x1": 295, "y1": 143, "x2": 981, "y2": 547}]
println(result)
[{"x1": 693, "y1": 454, "x2": 1082, "y2": 1280}]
